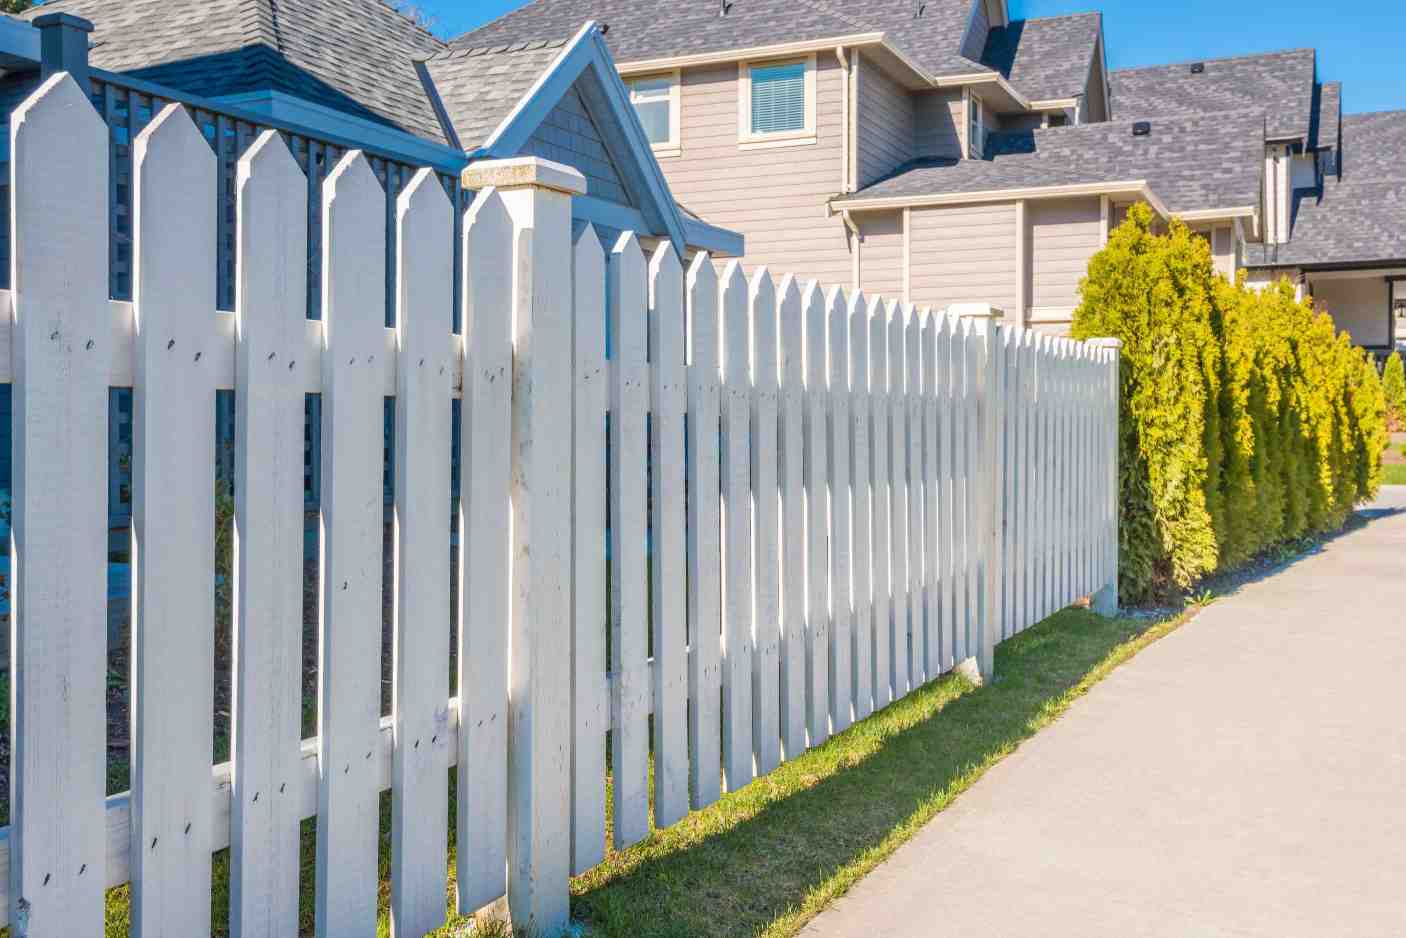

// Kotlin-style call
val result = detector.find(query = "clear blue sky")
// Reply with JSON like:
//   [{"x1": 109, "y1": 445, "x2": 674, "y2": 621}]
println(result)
[{"x1": 417, "y1": 0, "x2": 1406, "y2": 115}]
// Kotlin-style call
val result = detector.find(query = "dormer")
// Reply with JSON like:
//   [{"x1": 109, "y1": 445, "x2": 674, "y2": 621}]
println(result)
[{"x1": 961, "y1": 0, "x2": 1010, "y2": 62}]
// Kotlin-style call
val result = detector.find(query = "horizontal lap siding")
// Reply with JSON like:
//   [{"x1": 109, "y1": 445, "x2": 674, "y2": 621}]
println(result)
[
  {"x1": 915, "y1": 90, "x2": 964, "y2": 159},
  {"x1": 1313, "y1": 276, "x2": 1391, "y2": 347},
  {"x1": 1030, "y1": 197, "x2": 1101, "y2": 311},
  {"x1": 909, "y1": 202, "x2": 1018, "y2": 312},
  {"x1": 858, "y1": 211, "x2": 905, "y2": 301},
  {"x1": 857, "y1": 54, "x2": 915, "y2": 189},
  {"x1": 664, "y1": 60, "x2": 850, "y2": 285}
]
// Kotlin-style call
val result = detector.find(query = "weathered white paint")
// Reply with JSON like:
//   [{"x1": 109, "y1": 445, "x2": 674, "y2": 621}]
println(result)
[
  {"x1": 686, "y1": 254, "x2": 724, "y2": 808},
  {"x1": 498, "y1": 160, "x2": 584, "y2": 934},
  {"x1": 803, "y1": 281, "x2": 833, "y2": 744},
  {"x1": 570, "y1": 224, "x2": 609, "y2": 875},
  {"x1": 777, "y1": 275, "x2": 810, "y2": 759},
  {"x1": 847, "y1": 291, "x2": 874, "y2": 721},
  {"x1": 8, "y1": 72, "x2": 111, "y2": 938},
  {"x1": 975, "y1": 312, "x2": 1001, "y2": 680},
  {"x1": 609, "y1": 232, "x2": 651, "y2": 848},
  {"x1": 749, "y1": 269, "x2": 783, "y2": 775},
  {"x1": 315, "y1": 151, "x2": 386, "y2": 938},
  {"x1": 903, "y1": 306, "x2": 925, "y2": 687},
  {"x1": 721, "y1": 261, "x2": 757, "y2": 788},
  {"x1": 649, "y1": 242, "x2": 691, "y2": 827},
  {"x1": 130, "y1": 102, "x2": 218, "y2": 938},
  {"x1": 934, "y1": 314, "x2": 956, "y2": 674},
  {"x1": 230, "y1": 129, "x2": 309, "y2": 938},
  {"x1": 920, "y1": 309, "x2": 941, "y2": 679},
  {"x1": 389, "y1": 168, "x2": 454, "y2": 938},
  {"x1": 887, "y1": 303, "x2": 911, "y2": 700},
  {"x1": 457, "y1": 188, "x2": 513, "y2": 913},
  {"x1": 827, "y1": 286, "x2": 854, "y2": 731}
]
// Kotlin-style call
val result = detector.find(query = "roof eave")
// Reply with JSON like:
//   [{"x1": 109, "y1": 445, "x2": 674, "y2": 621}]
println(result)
[
  {"x1": 614, "y1": 32, "x2": 886, "y2": 76},
  {"x1": 830, "y1": 179, "x2": 1169, "y2": 217}
]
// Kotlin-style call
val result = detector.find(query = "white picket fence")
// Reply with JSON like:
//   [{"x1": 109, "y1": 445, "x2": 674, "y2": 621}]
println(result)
[{"x1": 0, "y1": 73, "x2": 1120, "y2": 937}]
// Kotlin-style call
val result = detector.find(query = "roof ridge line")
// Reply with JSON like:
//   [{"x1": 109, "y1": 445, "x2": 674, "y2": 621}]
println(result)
[{"x1": 1112, "y1": 46, "x2": 1315, "y2": 74}]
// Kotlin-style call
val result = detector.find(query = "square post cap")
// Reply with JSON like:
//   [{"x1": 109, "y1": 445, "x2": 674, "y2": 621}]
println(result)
[
  {"x1": 1088, "y1": 337, "x2": 1124, "y2": 350},
  {"x1": 33, "y1": 12, "x2": 96, "y2": 32},
  {"x1": 948, "y1": 302, "x2": 1004, "y2": 320},
  {"x1": 461, "y1": 156, "x2": 587, "y2": 197}
]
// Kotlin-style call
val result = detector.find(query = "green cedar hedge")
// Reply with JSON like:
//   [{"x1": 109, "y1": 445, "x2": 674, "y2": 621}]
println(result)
[
  {"x1": 1383, "y1": 351, "x2": 1406, "y2": 430},
  {"x1": 1072, "y1": 203, "x2": 1386, "y2": 604}
]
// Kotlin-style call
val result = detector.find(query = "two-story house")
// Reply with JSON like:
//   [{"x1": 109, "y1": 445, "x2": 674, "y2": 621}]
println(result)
[{"x1": 457, "y1": 0, "x2": 1404, "y2": 352}]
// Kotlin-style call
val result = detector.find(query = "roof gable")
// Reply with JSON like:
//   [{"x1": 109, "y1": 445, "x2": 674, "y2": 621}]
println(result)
[
  {"x1": 1109, "y1": 48, "x2": 1316, "y2": 143},
  {"x1": 520, "y1": 83, "x2": 635, "y2": 206},
  {"x1": 981, "y1": 13, "x2": 1101, "y2": 104}
]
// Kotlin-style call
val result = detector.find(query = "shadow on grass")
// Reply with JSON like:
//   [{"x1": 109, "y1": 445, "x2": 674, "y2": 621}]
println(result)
[{"x1": 571, "y1": 608, "x2": 1175, "y2": 938}]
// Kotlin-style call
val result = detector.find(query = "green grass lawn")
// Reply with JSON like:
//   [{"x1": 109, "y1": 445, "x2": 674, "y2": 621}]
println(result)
[{"x1": 13, "y1": 606, "x2": 1189, "y2": 938}]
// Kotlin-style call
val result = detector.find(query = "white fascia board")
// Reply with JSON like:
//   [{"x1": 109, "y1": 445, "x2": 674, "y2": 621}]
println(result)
[
  {"x1": 1028, "y1": 98, "x2": 1080, "y2": 111},
  {"x1": 615, "y1": 33, "x2": 886, "y2": 75},
  {"x1": 477, "y1": 20, "x2": 594, "y2": 155},
  {"x1": 211, "y1": 89, "x2": 466, "y2": 170},
  {"x1": 1173, "y1": 205, "x2": 1259, "y2": 224},
  {"x1": 930, "y1": 71, "x2": 1031, "y2": 111},
  {"x1": 832, "y1": 180, "x2": 1168, "y2": 217}
]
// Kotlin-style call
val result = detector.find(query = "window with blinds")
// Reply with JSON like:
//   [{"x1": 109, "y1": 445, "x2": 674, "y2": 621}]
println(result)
[{"x1": 750, "y1": 62, "x2": 807, "y2": 135}]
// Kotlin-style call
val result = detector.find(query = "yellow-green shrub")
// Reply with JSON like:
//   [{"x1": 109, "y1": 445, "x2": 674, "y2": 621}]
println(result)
[
  {"x1": 1073, "y1": 203, "x2": 1384, "y2": 603},
  {"x1": 1383, "y1": 351, "x2": 1406, "y2": 430}
]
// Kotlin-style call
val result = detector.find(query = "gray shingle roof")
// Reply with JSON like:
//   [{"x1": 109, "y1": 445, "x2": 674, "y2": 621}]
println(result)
[
  {"x1": 450, "y1": 0, "x2": 992, "y2": 80},
  {"x1": 425, "y1": 37, "x2": 573, "y2": 152},
  {"x1": 980, "y1": 13, "x2": 1101, "y2": 104},
  {"x1": 848, "y1": 109, "x2": 1266, "y2": 215},
  {"x1": 1109, "y1": 48, "x2": 1315, "y2": 143},
  {"x1": 22, "y1": 0, "x2": 450, "y2": 145},
  {"x1": 1245, "y1": 110, "x2": 1406, "y2": 268}
]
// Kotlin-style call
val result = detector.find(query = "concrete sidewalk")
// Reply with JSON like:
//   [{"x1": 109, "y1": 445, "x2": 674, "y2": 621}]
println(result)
[{"x1": 803, "y1": 489, "x2": 1406, "y2": 938}]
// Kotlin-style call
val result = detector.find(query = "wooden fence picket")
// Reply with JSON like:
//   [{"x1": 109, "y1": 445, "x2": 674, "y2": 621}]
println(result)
[
  {"x1": 457, "y1": 188, "x2": 513, "y2": 912},
  {"x1": 720, "y1": 261, "x2": 756, "y2": 788},
  {"x1": 827, "y1": 286, "x2": 854, "y2": 733},
  {"x1": 904, "y1": 307, "x2": 925, "y2": 687},
  {"x1": 686, "y1": 253, "x2": 725, "y2": 808},
  {"x1": 921, "y1": 310, "x2": 941, "y2": 680},
  {"x1": 648, "y1": 243, "x2": 690, "y2": 828},
  {"x1": 569, "y1": 224, "x2": 608, "y2": 875},
  {"x1": 934, "y1": 315, "x2": 955, "y2": 674},
  {"x1": 9, "y1": 73, "x2": 111, "y2": 937},
  {"x1": 609, "y1": 232, "x2": 651, "y2": 847},
  {"x1": 869, "y1": 298, "x2": 892, "y2": 709},
  {"x1": 803, "y1": 282, "x2": 832, "y2": 745},
  {"x1": 230, "y1": 129, "x2": 309, "y2": 938},
  {"x1": 848, "y1": 292, "x2": 874, "y2": 722},
  {"x1": 777, "y1": 275, "x2": 809, "y2": 758},
  {"x1": 887, "y1": 304, "x2": 910, "y2": 700},
  {"x1": 130, "y1": 102, "x2": 218, "y2": 937},
  {"x1": 389, "y1": 169, "x2": 454, "y2": 938},
  {"x1": 954, "y1": 319, "x2": 974, "y2": 664},
  {"x1": 749, "y1": 269, "x2": 783, "y2": 775},
  {"x1": 315, "y1": 151, "x2": 387, "y2": 938}
]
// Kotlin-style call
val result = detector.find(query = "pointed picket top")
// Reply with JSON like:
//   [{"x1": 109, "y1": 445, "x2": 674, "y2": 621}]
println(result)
[
  {"x1": 778, "y1": 274, "x2": 804, "y2": 384},
  {"x1": 686, "y1": 251, "x2": 718, "y2": 372},
  {"x1": 322, "y1": 149, "x2": 385, "y2": 351},
  {"x1": 749, "y1": 267, "x2": 777, "y2": 386},
  {"x1": 749, "y1": 266, "x2": 776, "y2": 318},
  {"x1": 848, "y1": 290, "x2": 869, "y2": 385},
  {"x1": 848, "y1": 288, "x2": 868, "y2": 325},
  {"x1": 649, "y1": 239, "x2": 684, "y2": 303},
  {"x1": 575, "y1": 221, "x2": 605, "y2": 271},
  {"x1": 12, "y1": 70, "x2": 105, "y2": 152},
  {"x1": 777, "y1": 273, "x2": 803, "y2": 323},
  {"x1": 397, "y1": 165, "x2": 452, "y2": 230},
  {"x1": 827, "y1": 284, "x2": 849, "y2": 325},
  {"x1": 720, "y1": 260, "x2": 750, "y2": 383},
  {"x1": 687, "y1": 250, "x2": 717, "y2": 296},
  {"x1": 827, "y1": 287, "x2": 848, "y2": 370},
  {"x1": 720, "y1": 259, "x2": 749, "y2": 308},
  {"x1": 612, "y1": 230, "x2": 647, "y2": 277},
  {"x1": 239, "y1": 126, "x2": 304, "y2": 189}
]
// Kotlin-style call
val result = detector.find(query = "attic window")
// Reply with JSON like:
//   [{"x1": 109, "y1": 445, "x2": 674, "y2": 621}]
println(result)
[{"x1": 1190, "y1": 62, "x2": 1205, "y2": 74}]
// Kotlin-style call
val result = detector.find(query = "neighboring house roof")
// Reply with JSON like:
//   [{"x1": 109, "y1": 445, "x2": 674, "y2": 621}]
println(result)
[
  {"x1": 20, "y1": 0, "x2": 450, "y2": 144},
  {"x1": 980, "y1": 13, "x2": 1101, "y2": 103},
  {"x1": 450, "y1": 0, "x2": 994, "y2": 80},
  {"x1": 1246, "y1": 110, "x2": 1406, "y2": 268},
  {"x1": 1109, "y1": 48, "x2": 1315, "y2": 143},
  {"x1": 426, "y1": 38, "x2": 572, "y2": 152},
  {"x1": 840, "y1": 110, "x2": 1265, "y2": 216}
]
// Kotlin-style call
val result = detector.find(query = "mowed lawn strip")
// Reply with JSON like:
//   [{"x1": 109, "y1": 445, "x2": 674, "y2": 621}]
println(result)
[{"x1": 572, "y1": 607, "x2": 1191, "y2": 938}]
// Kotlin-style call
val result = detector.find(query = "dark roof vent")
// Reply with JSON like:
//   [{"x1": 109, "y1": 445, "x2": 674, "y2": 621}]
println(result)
[
  {"x1": 599, "y1": 22, "x2": 609, "y2": 33},
  {"x1": 1132, "y1": 121, "x2": 1152, "y2": 137},
  {"x1": 1190, "y1": 62, "x2": 1205, "y2": 74}
]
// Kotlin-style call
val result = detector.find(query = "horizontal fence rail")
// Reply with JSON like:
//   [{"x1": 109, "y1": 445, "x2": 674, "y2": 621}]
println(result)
[{"x1": 2, "y1": 73, "x2": 1120, "y2": 937}]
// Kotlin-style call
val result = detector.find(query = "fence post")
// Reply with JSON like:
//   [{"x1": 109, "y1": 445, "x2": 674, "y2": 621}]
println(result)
[
  {"x1": 461, "y1": 156, "x2": 586, "y2": 936},
  {"x1": 951, "y1": 304, "x2": 1003, "y2": 682},
  {"x1": 34, "y1": 13, "x2": 92, "y2": 90},
  {"x1": 1089, "y1": 337, "x2": 1123, "y2": 616}
]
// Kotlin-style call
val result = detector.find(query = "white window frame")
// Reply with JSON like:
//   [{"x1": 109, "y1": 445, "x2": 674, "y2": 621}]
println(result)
[
  {"x1": 966, "y1": 88, "x2": 986, "y2": 159},
  {"x1": 738, "y1": 53, "x2": 818, "y2": 150},
  {"x1": 628, "y1": 70, "x2": 682, "y2": 158}
]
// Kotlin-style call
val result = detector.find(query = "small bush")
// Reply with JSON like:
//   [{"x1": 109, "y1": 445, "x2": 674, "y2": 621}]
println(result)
[
  {"x1": 1073, "y1": 203, "x2": 1385, "y2": 603},
  {"x1": 1383, "y1": 351, "x2": 1406, "y2": 431}
]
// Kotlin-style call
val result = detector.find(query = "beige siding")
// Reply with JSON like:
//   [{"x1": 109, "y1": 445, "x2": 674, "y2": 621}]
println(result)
[
  {"x1": 662, "y1": 57, "x2": 851, "y2": 286},
  {"x1": 856, "y1": 54, "x2": 915, "y2": 188},
  {"x1": 1311, "y1": 276, "x2": 1391, "y2": 347},
  {"x1": 857, "y1": 211, "x2": 905, "y2": 301},
  {"x1": 915, "y1": 89, "x2": 964, "y2": 159},
  {"x1": 1030, "y1": 197, "x2": 1101, "y2": 311},
  {"x1": 909, "y1": 202, "x2": 1018, "y2": 313},
  {"x1": 520, "y1": 83, "x2": 631, "y2": 206}
]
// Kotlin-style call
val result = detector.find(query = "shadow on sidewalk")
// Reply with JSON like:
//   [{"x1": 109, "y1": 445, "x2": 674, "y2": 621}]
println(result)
[{"x1": 571, "y1": 609, "x2": 1171, "y2": 938}]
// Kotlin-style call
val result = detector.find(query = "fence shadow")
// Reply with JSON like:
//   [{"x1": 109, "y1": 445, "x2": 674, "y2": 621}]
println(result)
[{"x1": 571, "y1": 609, "x2": 1156, "y2": 938}]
